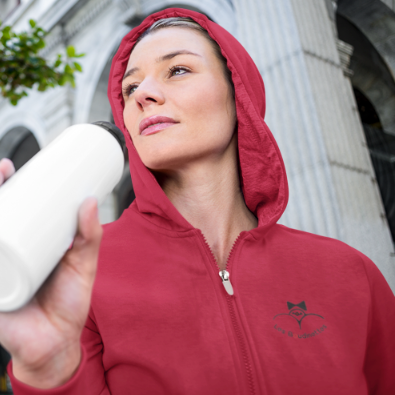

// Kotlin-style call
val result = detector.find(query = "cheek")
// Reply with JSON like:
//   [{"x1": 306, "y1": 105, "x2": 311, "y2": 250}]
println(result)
[
  {"x1": 182, "y1": 78, "x2": 232, "y2": 126},
  {"x1": 172, "y1": 81, "x2": 235, "y2": 161},
  {"x1": 171, "y1": 78, "x2": 235, "y2": 163},
  {"x1": 123, "y1": 103, "x2": 138, "y2": 138}
]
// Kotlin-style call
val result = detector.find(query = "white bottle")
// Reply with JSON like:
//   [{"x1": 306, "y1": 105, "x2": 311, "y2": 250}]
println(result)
[{"x1": 0, "y1": 122, "x2": 125, "y2": 312}]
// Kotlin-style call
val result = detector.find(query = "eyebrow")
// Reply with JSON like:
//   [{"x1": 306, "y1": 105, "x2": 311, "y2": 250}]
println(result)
[{"x1": 122, "y1": 50, "x2": 201, "y2": 81}]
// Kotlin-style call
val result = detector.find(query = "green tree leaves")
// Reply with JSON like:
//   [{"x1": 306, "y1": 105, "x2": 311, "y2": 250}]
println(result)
[
  {"x1": 0, "y1": 19, "x2": 85, "y2": 106},
  {"x1": 66, "y1": 45, "x2": 75, "y2": 57}
]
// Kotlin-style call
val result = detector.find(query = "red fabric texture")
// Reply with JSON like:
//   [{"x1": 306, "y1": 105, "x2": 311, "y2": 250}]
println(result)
[{"x1": 8, "y1": 8, "x2": 395, "y2": 395}]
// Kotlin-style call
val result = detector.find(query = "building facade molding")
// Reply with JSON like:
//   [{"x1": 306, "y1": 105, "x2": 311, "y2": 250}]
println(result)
[
  {"x1": 338, "y1": 0, "x2": 395, "y2": 82},
  {"x1": 73, "y1": 22, "x2": 130, "y2": 124},
  {"x1": 0, "y1": 110, "x2": 46, "y2": 148}
]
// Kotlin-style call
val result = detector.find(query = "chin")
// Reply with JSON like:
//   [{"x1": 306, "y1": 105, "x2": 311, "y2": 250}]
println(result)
[
  {"x1": 134, "y1": 125, "x2": 235, "y2": 172},
  {"x1": 135, "y1": 134, "x2": 196, "y2": 171},
  {"x1": 142, "y1": 151, "x2": 195, "y2": 172}
]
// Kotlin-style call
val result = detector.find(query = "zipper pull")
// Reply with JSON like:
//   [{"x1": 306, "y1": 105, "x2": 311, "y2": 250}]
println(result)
[{"x1": 219, "y1": 270, "x2": 234, "y2": 295}]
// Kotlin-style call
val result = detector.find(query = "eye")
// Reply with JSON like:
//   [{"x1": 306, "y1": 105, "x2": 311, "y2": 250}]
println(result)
[
  {"x1": 122, "y1": 66, "x2": 190, "y2": 98},
  {"x1": 122, "y1": 83, "x2": 138, "y2": 97},
  {"x1": 168, "y1": 66, "x2": 190, "y2": 77}
]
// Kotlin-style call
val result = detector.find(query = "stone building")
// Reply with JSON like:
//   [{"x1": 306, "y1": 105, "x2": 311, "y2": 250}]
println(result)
[{"x1": 0, "y1": 0, "x2": 395, "y2": 391}]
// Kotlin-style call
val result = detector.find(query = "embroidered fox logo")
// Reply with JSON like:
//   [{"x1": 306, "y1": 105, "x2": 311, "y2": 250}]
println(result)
[{"x1": 273, "y1": 301, "x2": 324, "y2": 329}]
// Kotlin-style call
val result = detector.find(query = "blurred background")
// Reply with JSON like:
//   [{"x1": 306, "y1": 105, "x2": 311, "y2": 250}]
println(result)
[{"x1": 0, "y1": 0, "x2": 395, "y2": 392}]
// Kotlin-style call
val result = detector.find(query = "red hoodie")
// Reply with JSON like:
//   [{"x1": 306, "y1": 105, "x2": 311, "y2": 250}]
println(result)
[{"x1": 8, "y1": 8, "x2": 395, "y2": 395}]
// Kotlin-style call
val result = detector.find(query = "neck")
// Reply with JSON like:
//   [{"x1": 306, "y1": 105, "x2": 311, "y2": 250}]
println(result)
[{"x1": 153, "y1": 137, "x2": 258, "y2": 270}]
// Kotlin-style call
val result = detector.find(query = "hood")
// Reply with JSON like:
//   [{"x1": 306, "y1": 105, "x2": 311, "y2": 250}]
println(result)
[{"x1": 108, "y1": 8, "x2": 289, "y2": 234}]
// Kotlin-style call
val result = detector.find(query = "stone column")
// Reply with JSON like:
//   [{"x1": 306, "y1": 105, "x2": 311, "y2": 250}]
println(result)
[{"x1": 233, "y1": 0, "x2": 395, "y2": 291}]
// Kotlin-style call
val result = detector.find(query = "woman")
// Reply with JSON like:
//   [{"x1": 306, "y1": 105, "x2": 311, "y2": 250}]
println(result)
[{"x1": 1, "y1": 7, "x2": 394, "y2": 395}]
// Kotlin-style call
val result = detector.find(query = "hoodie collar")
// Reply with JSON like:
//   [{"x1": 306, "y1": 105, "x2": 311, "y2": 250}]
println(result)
[{"x1": 108, "y1": 8, "x2": 289, "y2": 236}]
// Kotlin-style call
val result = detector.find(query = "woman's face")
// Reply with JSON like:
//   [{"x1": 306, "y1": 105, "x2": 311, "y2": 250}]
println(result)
[{"x1": 122, "y1": 27, "x2": 236, "y2": 172}]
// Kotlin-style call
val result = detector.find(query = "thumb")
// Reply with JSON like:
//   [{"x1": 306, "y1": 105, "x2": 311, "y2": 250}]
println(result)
[
  {"x1": 74, "y1": 197, "x2": 102, "y2": 245},
  {"x1": 63, "y1": 197, "x2": 103, "y2": 281}
]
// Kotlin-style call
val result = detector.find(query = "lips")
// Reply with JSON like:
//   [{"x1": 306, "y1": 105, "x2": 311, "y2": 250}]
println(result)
[{"x1": 139, "y1": 115, "x2": 179, "y2": 136}]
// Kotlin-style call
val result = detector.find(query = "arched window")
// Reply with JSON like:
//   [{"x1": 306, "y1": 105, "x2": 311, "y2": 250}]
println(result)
[
  {"x1": 0, "y1": 127, "x2": 40, "y2": 171},
  {"x1": 354, "y1": 88, "x2": 395, "y2": 244},
  {"x1": 337, "y1": 8, "x2": 395, "y2": 246}
]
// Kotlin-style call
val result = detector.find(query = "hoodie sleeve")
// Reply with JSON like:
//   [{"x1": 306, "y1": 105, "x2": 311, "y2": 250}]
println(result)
[
  {"x1": 361, "y1": 253, "x2": 395, "y2": 394},
  {"x1": 7, "y1": 312, "x2": 109, "y2": 395}
]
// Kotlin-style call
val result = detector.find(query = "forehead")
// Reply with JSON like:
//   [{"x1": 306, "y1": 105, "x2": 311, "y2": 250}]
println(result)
[{"x1": 127, "y1": 27, "x2": 214, "y2": 68}]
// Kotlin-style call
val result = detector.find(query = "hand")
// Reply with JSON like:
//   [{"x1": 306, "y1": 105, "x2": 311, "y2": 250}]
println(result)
[
  {"x1": 0, "y1": 158, "x2": 103, "y2": 389},
  {"x1": 0, "y1": 158, "x2": 15, "y2": 184}
]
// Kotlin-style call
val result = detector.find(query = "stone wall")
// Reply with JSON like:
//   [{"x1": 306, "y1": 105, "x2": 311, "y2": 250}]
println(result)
[{"x1": 232, "y1": 0, "x2": 395, "y2": 291}]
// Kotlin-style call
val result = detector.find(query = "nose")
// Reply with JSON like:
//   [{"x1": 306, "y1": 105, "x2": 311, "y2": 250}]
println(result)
[{"x1": 133, "y1": 78, "x2": 165, "y2": 110}]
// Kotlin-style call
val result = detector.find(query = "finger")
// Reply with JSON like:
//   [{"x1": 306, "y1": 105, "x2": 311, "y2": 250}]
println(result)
[{"x1": 0, "y1": 158, "x2": 16, "y2": 181}]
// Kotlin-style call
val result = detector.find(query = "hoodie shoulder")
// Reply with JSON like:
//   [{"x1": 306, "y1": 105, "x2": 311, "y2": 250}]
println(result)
[
  {"x1": 275, "y1": 223, "x2": 365, "y2": 254},
  {"x1": 271, "y1": 223, "x2": 384, "y2": 276}
]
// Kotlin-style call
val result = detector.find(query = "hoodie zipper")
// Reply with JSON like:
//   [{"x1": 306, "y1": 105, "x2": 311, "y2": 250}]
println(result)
[
  {"x1": 197, "y1": 230, "x2": 256, "y2": 395},
  {"x1": 197, "y1": 230, "x2": 241, "y2": 295}
]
